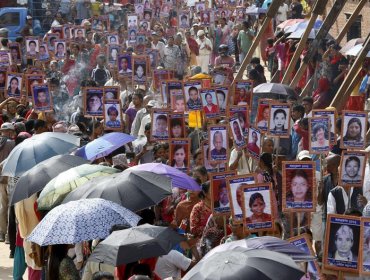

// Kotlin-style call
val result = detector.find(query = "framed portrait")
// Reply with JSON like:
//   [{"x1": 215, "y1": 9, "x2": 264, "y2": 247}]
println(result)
[
  {"x1": 107, "y1": 44, "x2": 121, "y2": 65},
  {"x1": 228, "y1": 105, "x2": 249, "y2": 137},
  {"x1": 359, "y1": 218, "x2": 370, "y2": 274},
  {"x1": 103, "y1": 86, "x2": 120, "y2": 101},
  {"x1": 184, "y1": 81, "x2": 202, "y2": 111},
  {"x1": 210, "y1": 171, "x2": 237, "y2": 215},
  {"x1": 208, "y1": 125, "x2": 229, "y2": 163},
  {"x1": 31, "y1": 83, "x2": 53, "y2": 112},
  {"x1": 200, "y1": 10, "x2": 211, "y2": 26},
  {"x1": 282, "y1": 161, "x2": 316, "y2": 212},
  {"x1": 215, "y1": 86, "x2": 228, "y2": 114},
  {"x1": 169, "y1": 138, "x2": 190, "y2": 173},
  {"x1": 195, "y1": 2, "x2": 205, "y2": 13},
  {"x1": 136, "y1": 34, "x2": 146, "y2": 47},
  {"x1": 84, "y1": 87, "x2": 104, "y2": 117},
  {"x1": 178, "y1": 12, "x2": 190, "y2": 28},
  {"x1": 127, "y1": 14, "x2": 139, "y2": 29},
  {"x1": 73, "y1": 28, "x2": 86, "y2": 40},
  {"x1": 213, "y1": 68, "x2": 228, "y2": 85},
  {"x1": 217, "y1": 9, "x2": 230, "y2": 18},
  {"x1": 226, "y1": 174, "x2": 256, "y2": 223},
  {"x1": 26, "y1": 37, "x2": 39, "y2": 58},
  {"x1": 5, "y1": 72, "x2": 23, "y2": 99},
  {"x1": 229, "y1": 115, "x2": 247, "y2": 149},
  {"x1": 54, "y1": 40, "x2": 66, "y2": 60},
  {"x1": 8, "y1": 42, "x2": 21, "y2": 64},
  {"x1": 169, "y1": 114, "x2": 186, "y2": 139},
  {"x1": 62, "y1": 24, "x2": 73, "y2": 40},
  {"x1": 51, "y1": 26, "x2": 63, "y2": 37},
  {"x1": 309, "y1": 117, "x2": 330, "y2": 154},
  {"x1": 242, "y1": 183, "x2": 274, "y2": 232},
  {"x1": 339, "y1": 151, "x2": 367, "y2": 187},
  {"x1": 324, "y1": 214, "x2": 361, "y2": 273},
  {"x1": 312, "y1": 109, "x2": 337, "y2": 145},
  {"x1": 46, "y1": 34, "x2": 59, "y2": 52},
  {"x1": 132, "y1": 56, "x2": 148, "y2": 85},
  {"x1": 288, "y1": 234, "x2": 322, "y2": 279},
  {"x1": 247, "y1": 127, "x2": 262, "y2": 159},
  {"x1": 143, "y1": 9, "x2": 152, "y2": 21},
  {"x1": 0, "y1": 50, "x2": 11, "y2": 67},
  {"x1": 139, "y1": 21, "x2": 150, "y2": 33},
  {"x1": 92, "y1": 16, "x2": 109, "y2": 32},
  {"x1": 341, "y1": 111, "x2": 367, "y2": 150},
  {"x1": 135, "y1": 4, "x2": 145, "y2": 17},
  {"x1": 37, "y1": 43, "x2": 50, "y2": 62},
  {"x1": 145, "y1": 49, "x2": 159, "y2": 70},
  {"x1": 233, "y1": 80, "x2": 253, "y2": 107},
  {"x1": 201, "y1": 141, "x2": 226, "y2": 173},
  {"x1": 117, "y1": 54, "x2": 133, "y2": 77},
  {"x1": 25, "y1": 74, "x2": 44, "y2": 97},
  {"x1": 255, "y1": 99, "x2": 271, "y2": 132},
  {"x1": 103, "y1": 100, "x2": 123, "y2": 131},
  {"x1": 107, "y1": 34, "x2": 119, "y2": 45},
  {"x1": 160, "y1": 3, "x2": 171, "y2": 17},
  {"x1": 201, "y1": 89, "x2": 220, "y2": 118},
  {"x1": 150, "y1": 109, "x2": 170, "y2": 141},
  {"x1": 160, "y1": 80, "x2": 169, "y2": 107},
  {"x1": 167, "y1": 81, "x2": 185, "y2": 112},
  {"x1": 268, "y1": 103, "x2": 291, "y2": 138}
]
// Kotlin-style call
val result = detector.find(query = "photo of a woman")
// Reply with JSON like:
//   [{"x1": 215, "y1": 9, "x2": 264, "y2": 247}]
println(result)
[
  {"x1": 270, "y1": 108, "x2": 287, "y2": 132},
  {"x1": 343, "y1": 118, "x2": 363, "y2": 143},
  {"x1": 310, "y1": 119, "x2": 330, "y2": 153},
  {"x1": 341, "y1": 156, "x2": 362, "y2": 184},
  {"x1": 170, "y1": 118, "x2": 184, "y2": 138},
  {"x1": 286, "y1": 170, "x2": 312, "y2": 203},
  {"x1": 86, "y1": 92, "x2": 103, "y2": 115},
  {"x1": 7, "y1": 76, "x2": 21, "y2": 98},
  {"x1": 257, "y1": 106, "x2": 269, "y2": 130},
  {"x1": 202, "y1": 92, "x2": 219, "y2": 115},
  {"x1": 171, "y1": 144, "x2": 187, "y2": 170},
  {"x1": 245, "y1": 192, "x2": 272, "y2": 224}
]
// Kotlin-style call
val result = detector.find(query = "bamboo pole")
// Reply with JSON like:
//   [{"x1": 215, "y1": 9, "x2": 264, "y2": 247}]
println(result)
[
  {"x1": 281, "y1": 0, "x2": 328, "y2": 84},
  {"x1": 299, "y1": 77, "x2": 313, "y2": 97},
  {"x1": 330, "y1": 34, "x2": 370, "y2": 110},
  {"x1": 231, "y1": 0, "x2": 284, "y2": 87}
]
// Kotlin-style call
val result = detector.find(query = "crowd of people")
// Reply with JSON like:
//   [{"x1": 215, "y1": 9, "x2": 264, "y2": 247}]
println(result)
[{"x1": 0, "y1": 0, "x2": 370, "y2": 279}]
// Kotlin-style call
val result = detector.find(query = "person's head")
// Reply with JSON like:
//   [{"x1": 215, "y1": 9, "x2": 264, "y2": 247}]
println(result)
[
  {"x1": 37, "y1": 91, "x2": 47, "y2": 103},
  {"x1": 107, "y1": 106, "x2": 119, "y2": 121},
  {"x1": 250, "y1": 131, "x2": 258, "y2": 144},
  {"x1": 48, "y1": 244, "x2": 70, "y2": 280},
  {"x1": 167, "y1": 36, "x2": 174, "y2": 46},
  {"x1": 173, "y1": 145, "x2": 185, "y2": 166},
  {"x1": 312, "y1": 123, "x2": 328, "y2": 142},
  {"x1": 174, "y1": 96, "x2": 185, "y2": 112},
  {"x1": 132, "y1": 92, "x2": 144, "y2": 107},
  {"x1": 302, "y1": 97, "x2": 313, "y2": 115},
  {"x1": 242, "y1": 20, "x2": 250, "y2": 30},
  {"x1": 290, "y1": 169, "x2": 309, "y2": 202},
  {"x1": 0, "y1": 72, "x2": 5, "y2": 83},
  {"x1": 109, "y1": 36, "x2": 117, "y2": 43},
  {"x1": 181, "y1": 14, "x2": 188, "y2": 25},
  {"x1": 262, "y1": 137, "x2": 274, "y2": 154},
  {"x1": 249, "y1": 192, "x2": 266, "y2": 216},
  {"x1": 57, "y1": 42, "x2": 64, "y2": 54},
  {"x1": 28, "y1": 40, "x2": 36, "y2": 51},
  {"x1": 218, "y1": 182, "x2": 228, "y2": 205},
  {"x1": 9, "y1": 76, "x2": 19, "y2": 91},
  {"x1": 34, "y1": 119, "x2": 48, "y2": 134},
  {"x1": 334, "y1": 225, "x2": 354, "y2": 256},
  {"x1": 92, "y1": 271, "x2": 114, "y2": 280},
  {"x1": 259, "y1": 152, "x2": 273, "y2": 174},
  {"x1": 97, "y1": 55, "x2": 106, "y2": 67},
  {"x1": 155, "y1": 114, "x2": 168, "y2": 132},
  {"x1": 136, "y1": 65, "x2": 144, "y2": 78},
  {"x1": 120, "y1": 57, "x2": 129, "y2": 70},
  {"x1": 88, "y1": 94, "x2": 102, "y2": 111},
  {"x1": 273, "y1": 109, "x2": 286, "y2": 129},
  {"x1": 6, "y1": 101, "x2": 17, "y2": 115},
  {"x1": 170, "y1": 118, "x2": 182, "y2": 138},
  {"x1": 216, "y1": 90, "x2": 226, "y2": 106},
  {"x1": 205, "y1": 93, "x2": 213, "y2": 105},
  {"x1": 188, "y1": 86, "x2": 199, "y2": 101},
  {"x1": 213, "y1": 131, "x2": 223, "y2": 151},
  {"x1": 262, "y1": 106, "x2": 269, "y2": 121},
  {"x1": 39, "y1": 45, "x2": 46, "y2": 56},
  {"x1": 193, "y1": 165, "x2": 208, "y2": 183},
  {"x1": 292, "y1": 104, "x2": 305, "y2": 121},
  {"x1": 345, "y1": 156, "x2": 360, "y2": 178},
  {"x1": 153, "y1": 143, "x2": 165, "y2": 159},
  {"x1": 345, "y1": 117, "x2": 362, "y2": 140},
  {"x1": 232, "y1": 121, "x2": 242, "y2": 140},
  {"x1": 198, "y1": 181, "x2": 211, "y2": 201},
  {"x1": 111, "y1": 48, "x2": 118, "y2": 60}
]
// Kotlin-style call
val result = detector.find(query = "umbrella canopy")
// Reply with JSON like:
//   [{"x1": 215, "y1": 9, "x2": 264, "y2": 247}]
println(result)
[
  {"x1": 284, "y1": 19, "x2": 322, "y2": 33},
  {"x1": 253, "y1": 83, "x2": 295, "y2": 96},
  {"x1": 204, "y1": 236, "x2": 314, "y2": 262},
  {"x1": 277, "y1": 19, "x2": 306, "y2": 30},
  {"x1": 128, "y1": 163, "x2": 201, "y2": 191},
  {"x1": 10, "y1": 155, "x2": 89, "y2": 205},
  {"x1": 37, "y1": 164, "x2": 119, "y2": 210},
  {"x1": 62, "y1": 170, "x2": 172, "y2": 212},
  {"x1": 183, "y1": 248, "x2": 304, "y2": 280},
  {"x1": 1, "y1": 132, "x2": 80, "y2": 177},
  {"x1": 345, "y1": 44, "x2": 370, "y2": 58},
  {"x1": 75, "y1": 132, "x2": 136, "y2": 161},
  {"x1": 287, "y1": 28, "x2": 317, "y2": 40},
  {"x1": 340, "y1": 38, "x2": 365, "y2": 54},
  {"x1": 245, "y1": 5, "x2": 266, "y2": 15},
  {"x1": 88, "y1": 224, "x2": 185, "y2": 266},
  {"x1": 27, "y1": 198, "x2": 141, "y2": 246}
]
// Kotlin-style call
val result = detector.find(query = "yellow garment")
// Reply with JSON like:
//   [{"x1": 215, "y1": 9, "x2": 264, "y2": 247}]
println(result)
[
  {"x1": 188, "y1": 110, "x2": 202, "y2": 128},
  {"x1": 189, "y1": 73, "x2": 212, "y2": 80},
  {"x1": 91, "y1": 2, "x2": 102, "y2": 16},
  {"x1": 350, "y1": 82, "x2": 361, "y2": 96}
]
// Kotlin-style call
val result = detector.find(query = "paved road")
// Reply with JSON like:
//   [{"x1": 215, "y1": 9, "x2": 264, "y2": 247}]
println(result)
[{"x1": 0, "y1": 242, "x2": 28, "y2": 279}]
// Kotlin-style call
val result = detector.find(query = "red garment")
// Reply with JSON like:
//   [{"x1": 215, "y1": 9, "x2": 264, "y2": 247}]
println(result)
[
  {"x1": 294, "y1": 122, "x2": 309, "y2": 150},
  {"x1": 190, "y1": 201, "x2": 212, "y2": 238},
  {"x1": 345, "y1": 95, "x2": 365, "y2": 111},
  {"x1": 16, "y1": 226, "x2": 23, "y2": 247},
  {"x1": 187, "y1": 37, "x2": 199, "y2": 56},
  {"x1": 28, "y1": 267, "x2": 42, "y2": 280},
  {"x1": 61, "y1": 59, "x2": 76, "y2": 74},
  {"x1": 313, "y1": 77, "x2": 330, "y2": 101},
  {"x1": 203, "y1": 104, "x2": 219, "y2": 114}
]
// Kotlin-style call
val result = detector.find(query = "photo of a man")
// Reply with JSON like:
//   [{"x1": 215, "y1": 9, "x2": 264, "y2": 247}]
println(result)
[
  {"x1": 118, "y1": 56, "x2": 132, "y2": 74},
  {"x1": 329, "y1": 225, "x2": 357, "y2": 261},
  {"x1": 209, "y1": 127, "x2": 228, "y2": 162},
  {"x1": 214, "y1": 182, "x2": 229, "y2": 209}
]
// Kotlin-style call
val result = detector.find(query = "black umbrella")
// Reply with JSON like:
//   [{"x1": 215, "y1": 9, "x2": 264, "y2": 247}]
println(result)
[
  {"x1": 10, "y1": 155, "x2": 88, "y2": 205},
  {"x1": 88, "y1": 224, "x2": 185, "y2": 266},
  {"x1": 183, "y1": 248, "x2": 305, "y2": 280},
  {"x1": 62, "y1": 170, "x2": 173, "y2": 212}
]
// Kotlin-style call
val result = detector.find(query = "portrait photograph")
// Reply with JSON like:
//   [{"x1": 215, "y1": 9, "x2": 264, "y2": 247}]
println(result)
[
  {"x1": 201, "y1": 89, "x2": 220, "y2": 118},
  {"x1": 184, "y1": 81, "x2": 202, "y2": 111},
  {"x1": 210, "y1": 171, "x2": 236, "y2": 215},
  {"x1": 128, "y1": 28, "x2": 137, "y2": 44},
  {"x1": 143, "y1": 9, "x2": 152, "y2": 21},
  {"x1": 242, "y1": 183, "x2": 273, "y2": 232},
  {"x1": 215, "y1": 87, "x2": 228, "y2": 114},
  {"x1": 8, "y1": 42, "x2": 21, "y2": 64},
  {"x1": 324, "y1": 214, "x2": 361, "y2": 273},
  {"x1": 26, "y1": 37, "x2": 39, "y2": 58},
  {"x1": 127, "y1": 14, "x2": 139, "y2": 29},
  {"x1": 233, "y1": 80, "x2": 253, "y2": 106},
  {"x1": 107, "y1": 34, "x2": 119, "y2": 45},
  {"x1": 178, "y1": 13, "x2": 190, "y2": 29},
  {"x1": 54, "y1": 40, "x2": 66, "y2": 60},
  {"x1": 309, "y1": 117, "x2": 330, "y2": 154},
  {"x1": 145, "y1": 49, "x2": 159, "y2": 70},
  {"x1": 0, "y1": 69, "x2": 6, "y2": 90},
  {"x1": 169, "y1": 139, "x2": 190, "y2": 173},
  {"x1": 0, "y1": 51, "x2": 10, "y2": 67},
  {"x1": 84, "y1": 87, "x2": 104, "y2": 117},
  {"x1": 202, "y1": 141, "x2": 226, "y2": 173},
  {"x1": 247, "y1": 127, "x2": 262, "y2": 159},
  {"x1": 103, "y1": 100, "x2": 123, "y2": 130},
  {"x1": 63, "y1": 24, "x2": 72, "y2": 40},
  {"x1": 168, "y1": 81, "x2": 185, "y2": 112},
  {"x1": 208, "y1": 125, "x2": 228, "y2": 163},
  {"x1": 360, "y1": 218, "x2": 370, "y2": 274},
  {"x1": 226, "y1": 174, "x2": 256, "y2": 223},
  {"x1": 339, "y1": 151, "x2": 367, "y2": 187},
  {"x1": 25, "y1": 74, "x2": 44, "y2": 96},
  {"x1": 150, "y1": 109, "x2": 170, "y2": 141},
  {"x1": 107, "y1": 44, "x2": 121, "y2": 65},
  {"x1": 169, "y1": 114, "x2": 186, "y2": 139},
  {"x1": 118, "y1": 54, "x2": 133, "y2": 77},
  {"x1": 46, "y1": 34, "x2": 59, "y2": 52},
  {"x1": 200, "y1": 10, "x2": 211, "y2": 26},
  {"x1": 135, "y1": 4, "x2": 145, "y2": 17},
  {"x1": 236, "y1": 7, "x2": 245, "y2": 21},
  {"x1": 133, "y1": 56, "x2": 148, "y2": 85},
  {"x1": 268, "y1": 103, "x2": 291, "y2": 138},
  {"x1": 31, "y1": 83, "x2": 52, "y2": 112},
  {"x1": 195, "y1": 2, "x2": 205, "y2": 13},
  {"x1": 213, "y1": 68, "x2": 228, "y2": 85},
  {"x1": 139, "y1": 21, "x2": 150, "y2": 33},
  {"x1": 6, "y1": 72, "x2": 23, "y2": 99},
  {"x1": 136, "y1": 34, "x2": 146, "y2": 46},
  {"x1": 312, "y1": 109, "x2": 337, "y2": 145},
  {"x1": 341, "y1": 111, "x2": 367, "y2": 150},
  {"x1": 73, "y1": 28, "x2": 86, "y2": 40},
  {"x1": 282, "y1": 161, "x2": 316, "y2": 212},
  {"x1": 103, "y1": 86, "x2": 120, "y2": 101},
  {"x1": 160, "y1": 3, "x2": 171, "y2": 17},
  {"x1": 38, "y1": 43, "x2": 50, "y2": 62},
  {"x1": 229, "y1": 115, "x2": 247, "y2": 149},
  {"x1": 255, "y1": 99, "x2": 271, "y2": 132},
  {"x1": 228, "y1": 105, "x2": 249, "y2": 136},
  {"x1": 92, "y1": 16, "x2": 109, "y2": 32}
]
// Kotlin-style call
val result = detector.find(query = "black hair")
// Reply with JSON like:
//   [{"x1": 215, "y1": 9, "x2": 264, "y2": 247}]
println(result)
[
  {"x1": 302, "y1": 96, "x2": 313, "y2": 105},
  {"x1": 34, "y1": 119, "x2": 46, "y2": 131},
  {"x1": 107, "y1": 106, "x2": 119, "y2": 116},
  {"x1": 49, "y1": 77, "x2": 60, "y2": 86},
  {"x1": 198, "y1": 181, "x2": 210, "y2": 199},
  {"x1": 216, "y1": 90, "x2": 225, "y2": 99},
  {"x1": 345, "y1": 156, "x2": 360, "y2": 168},
  {"x1": 273, "y1": 109, "x2": 287, "y2": 119},
  {"x1": 249, "y1": 192, "x2": 265, "y2": 208},
  {"x1": 28, "y1": 40, "x2": 36, "y2": 46},
  {"x1": 156, "y1": 114, "x2": 167, "y2": 122},
  {"x1": 250, "y1": 57, "x2": 260, "y2": 64},
  {"x1": 292, "y1": 104, "x2": 305, "y2": 117},
  {"x1": 92, "y1": 272, "x2": 114, "y2": 280},
  {"x1": 205, "y1": 93, "x2": 212, "y2": 99},
  {"x1": 144, "y1": 122, "x2": 151, "y2": 131},
  {"x1": 170, "y1": 118, "x2": 182, "y2": 127},
  {"x1": 312, "y1": 123, "x2": 328, "y2": 140}
]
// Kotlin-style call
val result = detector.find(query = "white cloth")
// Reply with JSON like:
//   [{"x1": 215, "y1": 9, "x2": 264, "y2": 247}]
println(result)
[
  {"x1": 276, "y1": 4, "x2": 289, "y2": 23},
  {"x1": 154, "y1": 250, "x2": 192, "y2": 280},
  {"x1": 327, "y1": 186, "x2": 350, "y2": 214},
  {"x1": 228, "y1": 149, "x2": 252, "y2": 175}
]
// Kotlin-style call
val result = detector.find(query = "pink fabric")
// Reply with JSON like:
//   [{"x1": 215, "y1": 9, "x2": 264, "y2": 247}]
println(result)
[{"x1": 28, "y1": 267, "x2": 42, "y2": 280}]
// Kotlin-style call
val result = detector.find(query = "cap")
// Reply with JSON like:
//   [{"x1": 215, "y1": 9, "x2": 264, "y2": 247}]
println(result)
[
  {"x1": 26, "y1": 15, "x2": 33, "y2": 20},
  {"x1": 147, "y1": 100, "x2": 157, "y2": 107},
  {"x1": 297, "y1": 150, "x2": 311, "y2": 161},
  {"x1": 197, "y1": 30, "x2": 205, "y2": 37},
  {"x1": 0, "y1": 122, "x2": 15, "y2": 131}
]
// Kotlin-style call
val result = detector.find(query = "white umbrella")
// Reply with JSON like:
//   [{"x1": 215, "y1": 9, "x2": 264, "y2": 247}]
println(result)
[
  {"x1": 287, "y1": 28, "x2": 317, "y2": 40},
  {"x1": 345, "y1": 44, "x2": 370, "y2": 58}
]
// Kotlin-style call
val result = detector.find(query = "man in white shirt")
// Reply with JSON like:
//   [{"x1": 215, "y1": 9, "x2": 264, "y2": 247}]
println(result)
[
  {"x1": 154, "y1": 250, "x2": 193, "y2": 280},
  {"x1": 276, "y1": 2, "x2": 289, "y2": 25},
  {"x1": 196, "y1": 30, "x2": 212, "y2": 73},
  {"x1": 151, "y1": 32, "x2": 165, "y2": 62}
]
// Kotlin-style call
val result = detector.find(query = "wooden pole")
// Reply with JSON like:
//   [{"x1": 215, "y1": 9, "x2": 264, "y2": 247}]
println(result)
[
  {"x1": 335, "y1": 0, "x2": 368, "y2": 43},
  {"x1": 299, "y1": 77, "x2": 313, "y2": 97},
  {"x1": 281, "y1": 0, "x2": 328, "y2": 84},
  {"x1": 330, "y1": 34, "x2": 370, "y2": 110},
  {"x1": 231, "y1": 0, "x2": 284, "y2": 87}
]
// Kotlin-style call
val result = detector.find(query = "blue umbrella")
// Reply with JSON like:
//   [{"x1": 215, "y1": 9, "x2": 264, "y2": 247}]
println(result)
[
  {"x1": 2, "y1": 132, "x2": 80, "y2": 177},
  {"x1": 75, "y1": 132, "x2": 136, "y2": 161},
  {"x1": 27, "y1": 198, "x2": 141, "y2": 246}
]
